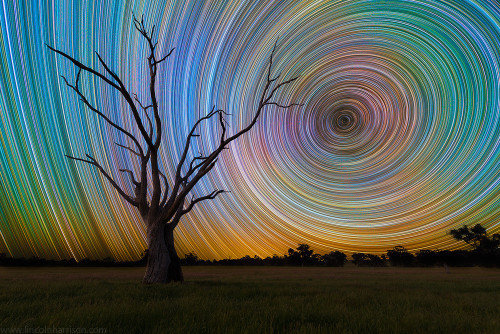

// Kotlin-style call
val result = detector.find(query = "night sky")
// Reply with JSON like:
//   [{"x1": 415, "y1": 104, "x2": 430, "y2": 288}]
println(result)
[{"x1": 1, "y1": 0, "x2": 500, "y2": 261}]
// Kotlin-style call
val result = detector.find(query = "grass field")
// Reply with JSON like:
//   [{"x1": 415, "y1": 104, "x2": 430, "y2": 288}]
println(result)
[{"x1": 0, "y1": 266, "x2": 499, "y2": 334}]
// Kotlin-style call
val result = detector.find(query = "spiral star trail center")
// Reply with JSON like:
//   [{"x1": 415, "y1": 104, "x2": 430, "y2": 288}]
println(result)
[{"x1": 333, "y1": 109, "x2": 357, "y2": 133}]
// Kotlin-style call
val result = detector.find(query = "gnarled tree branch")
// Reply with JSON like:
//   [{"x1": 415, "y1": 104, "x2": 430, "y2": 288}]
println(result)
[
  {"x1": 161, "y1": 42, "x2": 301, "y2": 221},
  {"x1": 47, "y1": 44, "x2": 154, "y2": 147},
  {"x1": 59, "y1": 71, "x2": 145, "y2": 158},
  {"x1": 182, "y1": 190, "x2": 226, "y2": 216},
  {"x1": 66, "y1": 154, "x2": 139, "y2": 206}
]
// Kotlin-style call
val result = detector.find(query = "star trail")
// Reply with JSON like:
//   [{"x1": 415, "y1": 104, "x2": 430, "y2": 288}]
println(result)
[{"x1": 0, "y1": 0, "x2": 499, "y2": 261}]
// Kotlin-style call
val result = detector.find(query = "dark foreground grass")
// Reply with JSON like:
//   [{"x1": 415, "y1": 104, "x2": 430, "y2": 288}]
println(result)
[{"x1": 0, "y1": 266, "x2": 499, "y2": 334}]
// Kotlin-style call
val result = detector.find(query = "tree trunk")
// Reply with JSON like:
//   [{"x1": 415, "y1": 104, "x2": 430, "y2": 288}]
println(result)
[
  {"x1": 165, "y1": 225, "x2": 184, "y2": 282},
  {"x1": 143, "y1": 222, "x2": 171, "y2": 284}
]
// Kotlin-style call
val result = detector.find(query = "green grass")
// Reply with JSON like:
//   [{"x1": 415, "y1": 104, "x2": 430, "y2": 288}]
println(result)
[{"x1": 0, "y1": 266, "x2": 499, "y2": 333}]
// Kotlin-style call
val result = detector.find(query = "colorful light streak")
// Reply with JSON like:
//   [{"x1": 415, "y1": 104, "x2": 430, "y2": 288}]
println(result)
[{"x1": 0, "y1": 0, "x2": 499, "y2": 260}]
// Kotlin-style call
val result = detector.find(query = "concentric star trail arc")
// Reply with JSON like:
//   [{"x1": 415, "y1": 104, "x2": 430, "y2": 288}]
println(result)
[{"x1": 0, "y1": 0, "x2": 499, "y2": 260}]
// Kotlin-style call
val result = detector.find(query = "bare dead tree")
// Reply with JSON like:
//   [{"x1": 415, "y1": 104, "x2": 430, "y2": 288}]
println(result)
[{"x1": 47, "y1": 16, "x2": 300, "y2": 283}]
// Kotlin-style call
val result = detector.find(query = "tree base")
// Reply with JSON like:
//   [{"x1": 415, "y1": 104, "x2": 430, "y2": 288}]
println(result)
[
  {"x1": 142, "y1": 262, "x2": 183, "y2": 284},
  {"x1": 142, "y1": 250, "x2": 170, "y2": 284},
  {"x1": 167, "y1": 258, "x2": 184, "y2": 283}
]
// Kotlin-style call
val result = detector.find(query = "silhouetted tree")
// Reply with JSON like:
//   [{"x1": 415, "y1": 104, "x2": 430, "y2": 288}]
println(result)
[
  {"x1": 450, "y1": 224, "x2": 500, "y2": 255},
  {"x1": 366, "y1": 254, "x2": 385, "y2": 267},
  {"x1": 450, "y1": 224, "x2": 500, "y2": 266},
  {"x1": 286, "y1": 244, "x2": 318, "y2": 266},
  {"x1": 321, "y1": 251, "x2": 347, "y2": 267},
  {"x1": 450, "y1": 224, "x2": 485, "y2": 247},
  {"x1": 351, "y1": 253, "x2": 385, "y2": 267},
  {"x1": 263, "y1": 254, "x2": 285, "y2": 266},
  {"x1": 286, "y1": 247, "x2": 301, "y2": 266},
  {"x1": 436, "y1": 250, "x2": 474, "y2": 267},
  {"x1": 297, "y1": 244, "x2": 314, "y2": 265},
  {"x1": 387, "y1": 246, "x2": 414, "y2": 266},
  {"x1": 351, "y1": 253, "x2": 367, "y2": 266},
  {"x1": 415, "y1": 250, "x2": 438, "y2": 267},
  {"x1": 47, "y1": 16, "x2": 300, "y2": 283},
  {"x1": 182, "y1": 252, "x2": 199, "y2": 266}
]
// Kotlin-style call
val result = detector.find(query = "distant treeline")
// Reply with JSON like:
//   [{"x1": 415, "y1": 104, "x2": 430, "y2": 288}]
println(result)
[
  {"x1": 179, "y1": 244, "x2": 500, "y2": 267},
  {"x1": 0, "y1": 253, "x2": 147, "y2": 267},
  {"x1": 1, "y1": 245, "x2": 498, "y2": 268},
  {"x1": 1, "y1": 224, "x2": 498, "y2": 267}
]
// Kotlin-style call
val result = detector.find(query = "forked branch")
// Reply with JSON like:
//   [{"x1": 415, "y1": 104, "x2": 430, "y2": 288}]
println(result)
[
  {"x1": 66, "y1": 154, "x2": 139, "y2": 206},
  {"x1": 132, "y1": 14, "x2": 175, "y2": 149},
  {"x1": 159, "y1": 40, "x2": 301, "y2": 223},
  {"x1": 46, "y1": 43, "x2": 154, "y2": 147},
  {"x1": 170, "y1": 41, "x2": 300, "y2": 212},
  {"x1": 182, "y1": 190, "x2": 227, "y2": 215},
  {"x1": 60, "y1": 71, "x2": 145, "y2": 158}
]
